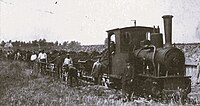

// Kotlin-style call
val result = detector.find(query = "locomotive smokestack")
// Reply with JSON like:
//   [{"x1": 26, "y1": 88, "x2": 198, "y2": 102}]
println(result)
[
  {"x1": 162, "y1": 15, "x2": 173, "y2": 48},
  {"x1": 134, "y1": 20, "x2": 136, "y2": 26},
  {"x1": 131, "y1": 20, "x2": 136, "y2": 26}
]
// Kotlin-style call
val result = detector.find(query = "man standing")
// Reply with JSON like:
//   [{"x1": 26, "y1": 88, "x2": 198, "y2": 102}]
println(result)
[
  {"x1": 110, "y1": 41, "x2": 115, "y2": 54},
  {"x1": 38, "y1": 50, "x2": 47, "y2": 74},
  {"x1": 30, "y1": 51, "x2": 38, "y2": 76},
  {"x1": 91, "y1": 58, "x2": 102, "y2": 85},
  {"x1": 50, "y1": 52, "x2": 65, "y2": 79},
  {"x1": 121, "y1": 61, "x2": 134, "y2": 101},
  {"x1": 30, "y1": 51, "x2": 37, "y2": 69},
  {"x1": 67, "y1": 64, "x2": 78, "y2": 86},
  {"x1": 63, "y1": 54, "x2": 73, "y2": 79}
]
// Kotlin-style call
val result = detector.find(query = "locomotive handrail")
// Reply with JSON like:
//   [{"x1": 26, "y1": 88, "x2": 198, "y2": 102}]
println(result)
[
  {"x1": 151, "y1": 45, "x2": 157, "y2": 76},
  {"x1": 135, "y1": 45, "x2": 157, "y2": 76}
]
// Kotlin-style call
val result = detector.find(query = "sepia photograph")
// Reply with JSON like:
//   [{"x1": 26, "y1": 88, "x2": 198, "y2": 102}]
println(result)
[{"x1": 0, "y1": 0, "x2": 200, "y2": 105}]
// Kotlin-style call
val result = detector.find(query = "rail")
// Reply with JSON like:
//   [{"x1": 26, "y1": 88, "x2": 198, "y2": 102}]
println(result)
[{"x1": 185, "y1": 62, "x2": 198, "y2": 86}]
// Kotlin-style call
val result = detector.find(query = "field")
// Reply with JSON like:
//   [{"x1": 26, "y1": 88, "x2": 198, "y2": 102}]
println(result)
[{"x1": 0, "y1": 61, "x2": 199, "y2": 106}]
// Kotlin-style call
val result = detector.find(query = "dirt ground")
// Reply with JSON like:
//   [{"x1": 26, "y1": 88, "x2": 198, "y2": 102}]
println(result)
[{"x1": 0, "y1": 61, "x2": 199, "y2": 106}]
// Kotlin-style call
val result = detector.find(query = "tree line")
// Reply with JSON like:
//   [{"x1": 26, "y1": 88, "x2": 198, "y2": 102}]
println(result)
[{"x1": 0, "y1": 39, "x2": 82, "y2": 50}]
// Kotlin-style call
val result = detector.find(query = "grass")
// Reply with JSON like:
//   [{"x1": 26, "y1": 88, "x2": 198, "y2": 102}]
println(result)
[{"x1": 0, "y1": 61, "x2": 199, "y2": 106}]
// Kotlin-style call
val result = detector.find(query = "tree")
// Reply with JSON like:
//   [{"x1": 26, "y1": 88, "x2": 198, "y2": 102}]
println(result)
[
  {"x1": 39, "y1": 38, "x2": 47, "y2": 46},
  {"x1": 67, "y1": 41, "x2": 81, "y2": 51},
  {"x1": 63, "y1": 41, "x2": 68, "y2": 47},
  {"x1": 1, "y1": 41, "x2": 6, "y2": 47},
  {"x1": 55, "y1": 41, "x2": 58, "y2": 46},
  {"x1": 32, "y1": 40, "x2": 38, "y2": 47},
  {"x1": 12, "y1": 40, "x2": 20, "y2": 47}
]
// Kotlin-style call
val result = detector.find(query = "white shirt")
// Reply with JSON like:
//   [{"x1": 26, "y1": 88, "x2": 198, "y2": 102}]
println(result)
[
  {"x1": 63, "y1": 57, "x2": 73, "y2": 66},
  {"x1": 30, "y1": 54, "x2": 37, "y2": 61},
  {"x1": 92, "y1": 61, "x2": 101, "y2": 70},
  {"x1": 17, "y1": 52, "x2": 21, "y2": 56},
  {"x1": 38, "y1": 52, "x2": 47, "y2": 60}
]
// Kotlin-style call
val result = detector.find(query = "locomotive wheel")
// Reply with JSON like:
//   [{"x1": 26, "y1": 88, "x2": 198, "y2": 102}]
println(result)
[
  {"x1": 180, "y1": 96, "x2": 186, "y2": 105},
  {"x1": 152, "y1": 86, "x2": 161, "y2": 98},
  {"x1": 142, "y1": 78, "x2": 163, "y2": 101},
  {"x1": 172, "y1": 92, "x2": 186, "y2": 105},
  {"x1": 161, "y1": 93, "x2": 169, "y2": 103},
  {"x1": 160, "y1": 90, "x2": 187, "y2": 105}
]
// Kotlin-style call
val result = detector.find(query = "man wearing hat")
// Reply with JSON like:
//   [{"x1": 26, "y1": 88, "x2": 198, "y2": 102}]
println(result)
[
  {"x1": 63, "y1": 53, "x2": 73, "y2": 79},
  {"x1": 121, "y1": 60, "x2": 135, "y2": 101},
  {"x1": 91, "y1": 57, "x2": 102, "y2": 85},
  {"x1": 50, "y1": 52, "x2": 65, "y2": 79}
]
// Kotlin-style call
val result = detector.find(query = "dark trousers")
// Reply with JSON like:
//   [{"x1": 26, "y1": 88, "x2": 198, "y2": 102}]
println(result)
[
  {"x1": 122, "y1": 81, "x2": 133, "y2": 101},
  {"x1": 40, "y1": 59, "x2": 46, "y2": 74},
  {"x1": 56, "y1": 65, "x2": 62, "y2": 79},
  {"x1": 30, "y1": 62, "x2": 38, "y2": 76},
  {"x1": 94, "y1": 77, "x2": 98, "y2": 85},
  {"x1": 63, "y1": 65, "x2": 69, "y2": 81},
  {"x1": 68, "y1": 76, "x2": 78, "y2": 86},
  {"x1": 30, "y1": 61, "x2": 35, "y2": 69},
  {"x1": 67, "y1": 69, "x2": 78, "y2": 86},
  {"x1": 94, "y1": 75, "x2": 102, "y2": 85}
]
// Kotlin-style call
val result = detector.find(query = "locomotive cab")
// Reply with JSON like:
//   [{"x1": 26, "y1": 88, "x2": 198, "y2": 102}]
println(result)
[{"x1": 106, "y1": 26, "x2": 159, "y2": 79}]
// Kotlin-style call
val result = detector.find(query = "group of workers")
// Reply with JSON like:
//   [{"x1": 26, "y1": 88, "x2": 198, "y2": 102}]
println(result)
[
  {"x1": 30, "y1": 50, "x2": 78, "y2": 86},
  {"x1": 29, "y1": 47, "x2": 134, "y2": 100}
]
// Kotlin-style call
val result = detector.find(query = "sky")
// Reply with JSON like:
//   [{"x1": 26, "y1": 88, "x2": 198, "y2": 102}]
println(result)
[{"x1": 0, "y1": 0, "x2": 200, "y2": 45}]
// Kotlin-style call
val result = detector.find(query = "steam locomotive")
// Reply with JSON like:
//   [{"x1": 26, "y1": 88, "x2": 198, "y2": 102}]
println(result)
[{"x1": 104, "y1": 15, "x2": 191, "y2": 101}]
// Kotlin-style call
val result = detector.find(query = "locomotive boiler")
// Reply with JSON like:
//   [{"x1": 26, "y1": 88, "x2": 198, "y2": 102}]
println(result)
[{"x1": 105, "y1": 15, "x2": 191, "y2": 101}]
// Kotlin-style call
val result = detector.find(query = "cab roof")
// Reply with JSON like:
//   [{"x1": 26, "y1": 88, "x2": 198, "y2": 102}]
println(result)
[{"x1": 106, "y1": 26, "x2": 154, "y2": 33}]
